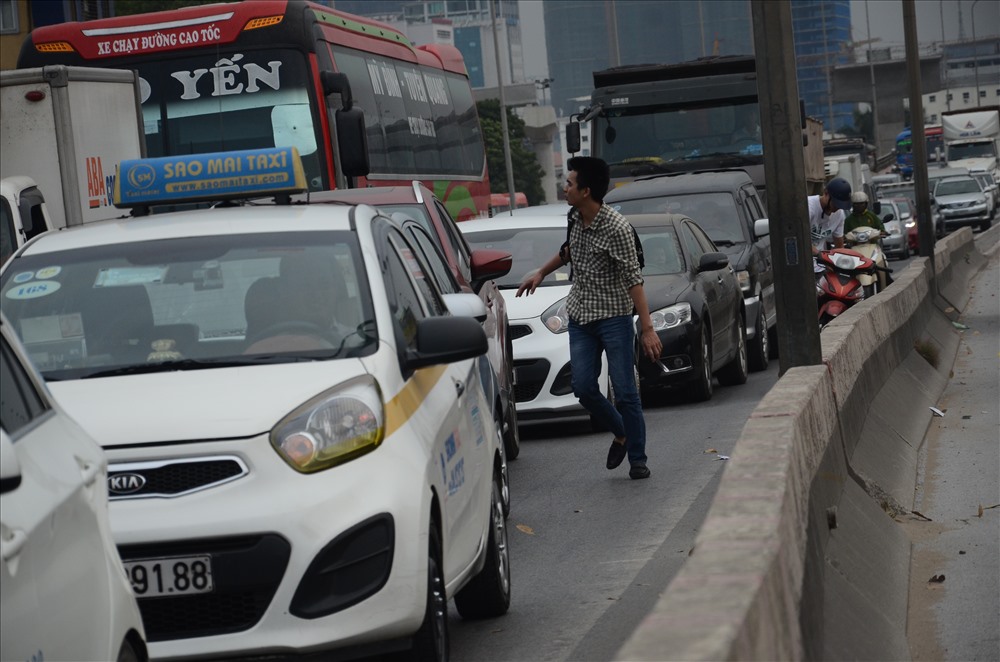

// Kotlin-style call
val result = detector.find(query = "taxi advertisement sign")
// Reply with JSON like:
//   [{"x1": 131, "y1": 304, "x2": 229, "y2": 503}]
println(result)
[{"x1": 115, "y1": 147, "x2": 307, "y2": 208}]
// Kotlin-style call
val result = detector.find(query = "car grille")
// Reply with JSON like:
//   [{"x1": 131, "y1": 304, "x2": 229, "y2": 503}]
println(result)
[
  {"x1": 513, "y1": 358, "x2": 550, "y2": 402},
  {"x1": 118, "y1": 534, "x2": 291, "y2": 642},
  {"x1": 107, "y1": 456, "x2": 247, "y2": 500},
  {"x1": 509, "y1": 324, "x2": 532, "y2": 340}
]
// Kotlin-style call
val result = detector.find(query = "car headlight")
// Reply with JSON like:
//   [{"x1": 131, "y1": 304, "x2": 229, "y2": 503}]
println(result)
[
  {"x1": 271, "y1": 376, "x2": 384, "y2": 473},
  {"x1": 650, "y1": 302, "x2": 692, "y2": 331},
  {"x1": 736, "y1": 270, "x2": 751, "y2": 294},
  {"x1": 541, "y1": 297, "x2": 569, "y2": 333},
  {"x1": 905, "y1": 220, "x2": 916, "y2": 228}
]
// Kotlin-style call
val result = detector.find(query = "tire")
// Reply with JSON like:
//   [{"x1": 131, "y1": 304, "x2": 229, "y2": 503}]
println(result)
[
  {"x1": 502, "y1": 397, "x2": 520, "y2": 461},
  {"x1": 767, "y1": 325, "x2": 779, "y2": 359},
  {"x1": 716, "y1": 314, "x2": 748, "y2": 387},
  {"x1": 747, "y1": 306, "x2": 769, "y2": 372},
  {"x1": 981, "y1": 218, "x2": 993, "y2": 232},
  {"x1": 495, "y1": 414, "x2": 511, "y2": 519},
  {"x1": 116, "y1": 638, "x2": 143, "y2": 662},
  {"x1": 454, "y1": 473, "x2": 511, "y2": 619},
  {"x1": 689, "y1": 325, "x2": 713, "y2": 402},
  {"x1": 412, "y1": 519, "x2": 449, "y2": 662}
]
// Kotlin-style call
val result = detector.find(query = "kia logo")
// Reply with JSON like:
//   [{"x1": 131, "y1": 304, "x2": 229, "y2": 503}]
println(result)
[{"x1": 108, "y1": 473, "x2": 147, "y2": 494}]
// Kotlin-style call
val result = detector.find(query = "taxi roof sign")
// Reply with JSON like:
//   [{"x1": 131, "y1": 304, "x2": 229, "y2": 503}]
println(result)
[{"x1": 114, "y1": 147, "x2": 307, "y2": 210}]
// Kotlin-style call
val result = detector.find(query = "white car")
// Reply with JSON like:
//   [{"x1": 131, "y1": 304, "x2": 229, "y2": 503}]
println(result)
[
  {"x1": 459, "y1": 215, "x2": 612, "y2": 429},
  {"x1": 1, "y1": 313, "x2": 147, "y2": 662},
  {"x1": 0, "y1": 148, "x2": 511, "y2": 660}
]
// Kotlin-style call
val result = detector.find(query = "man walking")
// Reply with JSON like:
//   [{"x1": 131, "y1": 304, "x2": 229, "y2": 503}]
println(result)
[{"x1": 516, "y1": 157, "x2": 661, "y2": 479}]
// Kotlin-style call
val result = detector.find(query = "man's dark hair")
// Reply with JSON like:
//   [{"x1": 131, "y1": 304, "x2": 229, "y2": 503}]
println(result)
[{"x1": 568, "y1": 156, "x2": 611, "y2": 202}]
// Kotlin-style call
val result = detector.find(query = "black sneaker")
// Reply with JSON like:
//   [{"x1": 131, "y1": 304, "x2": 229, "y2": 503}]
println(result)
[
  {"x1": 629, "y1": 464, "x2": 651, "y2": 480},
  {"x1": 606, "y1": 440, "x2": 627, "y2": 470}
]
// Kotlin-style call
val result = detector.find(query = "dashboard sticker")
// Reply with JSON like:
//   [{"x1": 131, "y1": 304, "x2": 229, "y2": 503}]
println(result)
[{"x1": 5, "y1": 281, "x2": 61, "y2": 299}]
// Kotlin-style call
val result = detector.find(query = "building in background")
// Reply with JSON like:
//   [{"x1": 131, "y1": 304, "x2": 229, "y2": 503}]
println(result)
[
  {"x1": 791, "y1": 0, "x2": 855, "y2": 134},
  {"x1": 334, "y1": 0, "x2": 524, "y2": 89}
]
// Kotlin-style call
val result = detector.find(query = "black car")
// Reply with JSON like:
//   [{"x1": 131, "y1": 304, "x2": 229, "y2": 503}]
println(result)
[
  {"x1": 606, "y1": 169, "x2": 774, "y2": 371},
  {"x1": 630, "y1": 213, "x2": 748, "y2": 402}
]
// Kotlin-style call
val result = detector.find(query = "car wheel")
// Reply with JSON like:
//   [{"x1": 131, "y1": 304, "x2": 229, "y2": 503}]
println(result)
[
  {"x1": 767, "y1": 325, "x2": 779, "y2": 359},
  {"x1": 981, "y1": 218, "x2": 993, "y2": 231},
  {"x1": 116, "y1": 638, "x2": 143, "y2": 662},
  {"x1": 689, "y1": 325, "x2": 713, "y2": 402},
  {"x1": 502, "y1": 398, "x2": 520, "y2": 461},
  {"x1": 413, "y1": 519, "x2": 449, "y2": 662},
  {"x1": 454, "y1": 471, "x2": 511, "y2": 619},
  {"x1": 717, "y1": 314, "x2": 748, "y2": 386},
  {"x1": 495, "y1": 413, "x2": 511, "y2": 519},
  {"x1": 747, "y1": 306, "x2": 768, "y2": 372}
]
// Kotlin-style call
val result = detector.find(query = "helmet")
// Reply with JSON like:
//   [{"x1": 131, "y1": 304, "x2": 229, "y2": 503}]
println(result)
[
  {"x1": 826, "y1": 177, "x2": 852, "y2": 211},
  {"x1": 851, "y1": 191, "x2": 868, "y2": 204}
]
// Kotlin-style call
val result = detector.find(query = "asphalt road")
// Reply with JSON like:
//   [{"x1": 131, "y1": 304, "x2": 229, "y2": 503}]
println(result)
[{"x1": 448, "y1": 361, "x2": 781, "y2": 662}]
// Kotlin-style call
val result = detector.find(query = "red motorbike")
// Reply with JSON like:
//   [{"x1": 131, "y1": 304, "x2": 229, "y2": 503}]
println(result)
[{"x1": 815, "y1": 248, "x2": 878, "y2": 328}]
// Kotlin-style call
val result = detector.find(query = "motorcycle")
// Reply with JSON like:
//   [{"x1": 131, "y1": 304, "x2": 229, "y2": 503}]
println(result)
[
  {"x1": 843, "y1": 223, "x2": 893, "y2": 298},
  {"x1": 815, "y1": 247, "x2": 878, "y2": 329}
]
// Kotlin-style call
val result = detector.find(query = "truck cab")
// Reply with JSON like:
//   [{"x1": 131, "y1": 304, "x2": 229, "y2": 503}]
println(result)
[{"x1": 1, "y1": 176, "x2": 51, "y2": 265}]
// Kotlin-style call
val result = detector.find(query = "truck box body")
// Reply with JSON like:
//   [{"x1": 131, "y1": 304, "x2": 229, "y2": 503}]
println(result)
[
  {"x1": 941, "y1": 108, "x2": 1000, "y2": 178},
  {"x1": 0, "y1": 65, "x2": 144, "y2": 229}
]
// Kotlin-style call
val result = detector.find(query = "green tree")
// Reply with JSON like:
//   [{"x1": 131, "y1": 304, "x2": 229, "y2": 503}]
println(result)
[{"x1": 476, "y1": 99, "x2": 546, "y2": 206}]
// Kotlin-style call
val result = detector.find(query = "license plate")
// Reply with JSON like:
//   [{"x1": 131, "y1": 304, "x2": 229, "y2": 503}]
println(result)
[{"x1": 124, "y1": 555, "x2": 213, "y2": 597}]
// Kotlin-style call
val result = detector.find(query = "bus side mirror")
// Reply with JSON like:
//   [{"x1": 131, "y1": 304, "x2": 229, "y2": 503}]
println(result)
[
  {"x1": 335, "y1": 107, "x2": 370, "y2": 178},
  {"x1": 566, "y1": 122, "x2": 581, "y2": 154},
  {"x1": 321, "y1": 71, "x2": 354, "y2": 110}
]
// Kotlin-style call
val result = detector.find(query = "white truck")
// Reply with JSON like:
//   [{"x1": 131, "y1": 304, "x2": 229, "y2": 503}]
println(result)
[
  {"x1": 0, "y1": 65, "x2": 144, "y2": 256},
  {"x1": 1, "y1": 176, "x2": 52, "y2": 265},
  {"x1": 824, "y1": 152, "x2": 875, "y2": 206},
  {"x1": 942, "y1": 107, "x2": 1000, "y2": 178}
]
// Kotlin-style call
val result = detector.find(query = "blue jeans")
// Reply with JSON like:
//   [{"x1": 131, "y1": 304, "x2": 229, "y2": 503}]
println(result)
[{"x1": 569, "y1": 315, "x2": 647, "y2": 466}]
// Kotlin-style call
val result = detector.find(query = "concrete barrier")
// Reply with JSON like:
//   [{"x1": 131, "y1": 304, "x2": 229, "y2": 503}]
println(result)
[{"x1": 617, "y1": 227, "x2": 992, "y2": 661}]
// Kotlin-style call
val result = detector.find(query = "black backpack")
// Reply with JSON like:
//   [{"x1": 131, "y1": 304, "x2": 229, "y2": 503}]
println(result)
[{"x1": 559, "y1": 209, "x2": 645, "y2": 275}]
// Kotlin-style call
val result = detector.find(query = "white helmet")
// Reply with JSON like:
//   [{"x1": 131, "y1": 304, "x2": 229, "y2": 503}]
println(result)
[{"x1": 851, "y1": 191, "x2": 868, "y2": 204}]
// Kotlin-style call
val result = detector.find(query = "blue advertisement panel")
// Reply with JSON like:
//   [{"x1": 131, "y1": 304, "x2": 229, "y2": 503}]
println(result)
[{"x1": 115, "y1": 147, "x2": 307, "y2": 207}]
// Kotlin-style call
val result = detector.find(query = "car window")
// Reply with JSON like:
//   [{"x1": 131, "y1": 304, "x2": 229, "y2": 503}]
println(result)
[
  {"x1": 613, "y1": 192, "x2": 745, "y2": 244},
  {"x1": 679, "y1": 222, "x2": 706, "y2": 263},
  {"x1": 404, "y1": 224, "x2": 461, "y2": 295},
  {"x1": 434, "y1": 200, "x2": 472, "y2": 283},
  {"x1": 744, "y1": 186, "x2": 765, "y2": 221},
  {"x1": 687, "y1": 222, "x2": 719, "y2": 254},
  {"x1": 935, "y1": 179, "x2": 981, "y2": 196},
  {"x1": 0, "y1": 334, "x2": 50, "y2": 436},
  {"x1": 638, "y1": 227, "x2": 685, "y2": 275},
  {"x1": 0, "y1": 232, "x2": 376, "y2": 379},
  {"x1": 463, "y1": 226, "x2": 570, "y2": 288}
]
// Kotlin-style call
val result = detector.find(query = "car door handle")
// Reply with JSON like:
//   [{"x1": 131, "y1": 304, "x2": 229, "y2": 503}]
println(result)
[
  {"x1": 453, "y1": 378, "x2": 465, "y2": 398},
  {"x1": 1, "y1": 528, "x2": 27, "y2": 562}
]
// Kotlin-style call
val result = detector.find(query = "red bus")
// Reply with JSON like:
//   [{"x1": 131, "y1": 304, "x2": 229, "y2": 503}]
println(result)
[{"x1": 18, "y1": 0, "x2": 490, "y2": 220}]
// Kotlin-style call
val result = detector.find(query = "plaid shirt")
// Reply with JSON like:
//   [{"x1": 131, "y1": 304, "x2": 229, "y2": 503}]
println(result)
[{"x1": 566, "y1": 204, "x2": 644, "y2": 324}]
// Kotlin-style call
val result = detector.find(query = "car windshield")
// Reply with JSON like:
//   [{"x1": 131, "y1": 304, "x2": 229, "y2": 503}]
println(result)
[
  {"x1": 462, "y1": 226, "x2": 570, "y2": 288},
  {"x1": 0, "y1": 231, "x2": 376, "y2": 380},
  {"x1": 637, "y1": 227, "x2": 685, "y2": 275},
  {"x1": 935, "y1": 179, "x2": 981, "y2": 196},
  {"x1": 610, "y1": 192, "x2": 745, "y2": 245}
]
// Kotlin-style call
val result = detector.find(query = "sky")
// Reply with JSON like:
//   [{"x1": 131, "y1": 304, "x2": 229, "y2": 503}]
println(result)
[{"x1": 518, "y1": 0, "x2": 1000, "y2": 81}]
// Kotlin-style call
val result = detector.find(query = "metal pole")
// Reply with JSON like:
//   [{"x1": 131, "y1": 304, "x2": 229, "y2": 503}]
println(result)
[
  {"x1": 903, "y1": 0, "x2": 936, "y2": 284},
  {"x1": 972, "y1": 0, "x2": 981, "y2": 107},
  {"x1": 865, "y1": 0, "x2": 881, "y2": 158},
  {"x1": 490, "y1": 0, "x2": 517, "y2": 216},
  {"x1": 940, "y1": 0, "x2": 950, "y2": 111},
  {"x1": 751, "y1": 0, "x2": 822, "y2": 372},
  {"x1": 606, "y1": 0, "x2": 621, "y2": 67}
]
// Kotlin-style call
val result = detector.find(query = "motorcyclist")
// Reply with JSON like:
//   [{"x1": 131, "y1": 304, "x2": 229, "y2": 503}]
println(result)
[
  {"x1": 809, "y1": 177, "x2": 852, "y2": 256},
  {"x1": 844, "y1": 192, "x2": 886, "y2": 235}
]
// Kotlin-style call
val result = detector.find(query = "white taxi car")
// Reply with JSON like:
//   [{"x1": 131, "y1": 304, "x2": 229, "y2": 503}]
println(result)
[
  {"x1": 459, "y1": 215, "x2": 611, "y2": 429},
  {"x1": 1, "y1": 313, "x2": 147, "y2": 662},
  {"x1": 0, "y1": 148, "x2": 511, "y2": 660}
]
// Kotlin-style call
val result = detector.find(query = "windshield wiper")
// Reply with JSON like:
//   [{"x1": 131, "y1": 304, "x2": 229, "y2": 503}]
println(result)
[
  {"x1": 711, "y1": 239, "x2": 740, "y2": 247},
  {"x1": 80, "y1": 355, "x2": 327, "y2": 379}
]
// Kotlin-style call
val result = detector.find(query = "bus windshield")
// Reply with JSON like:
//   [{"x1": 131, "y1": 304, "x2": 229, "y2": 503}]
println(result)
[{"x1": 138, "y1": 49, "x2": 321, "y2": 189}]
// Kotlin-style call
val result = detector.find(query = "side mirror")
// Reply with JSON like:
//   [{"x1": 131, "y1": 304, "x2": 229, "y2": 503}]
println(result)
[
  {"x1": 335, "y1": 107, "x2": 370, "y2": 178},
  {"x1": 0, "y1": 429, "x2": 22, "y2": 494},
  {"x1": 442, "y1": 292, "x2": 488, "y2": 323},
  {"x1": 470, "y1": 248, "x2": 512, "y2": 293},
  {"x1": 882, "y1": 213, "x2": 895, "y2": 223},
  {"x1": 404, "y1": 316, "x2": 488, "y2": 370},
  {"x1": 321, "y1": 71, "x2": 353, "y2": 109},
  {"x1": 697, "y1": 251, "x2": 730, "y2": 272},
  {"x1": 753, "y1": 217, "x2": 770, "y2": 239},
  {"x1": 565, "y1": 122, "x2": 581, "y2": 154}
]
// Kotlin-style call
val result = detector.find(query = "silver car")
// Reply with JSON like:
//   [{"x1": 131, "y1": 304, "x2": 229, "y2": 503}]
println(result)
[{"x1": 932, "y1": 175, "x2": 992, "y2": 232}]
